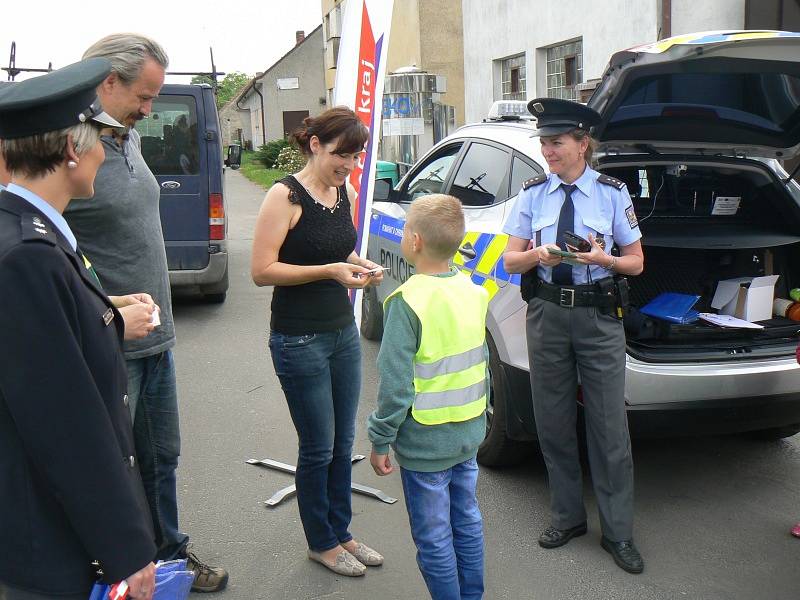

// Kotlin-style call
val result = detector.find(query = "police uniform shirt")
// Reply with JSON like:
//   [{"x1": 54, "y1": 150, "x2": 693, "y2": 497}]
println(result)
[
  {"x1": 5, "y1": 183, "x2": 78, "y2": 250},
  {"x1": 502, "y1": 166, "x2": 642, "y2": 284}
]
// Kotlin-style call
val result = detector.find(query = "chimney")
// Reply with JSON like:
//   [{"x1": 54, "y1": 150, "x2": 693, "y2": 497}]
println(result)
[{"x1": 295, "y1": 31, "x2": 305, "y2": 45}]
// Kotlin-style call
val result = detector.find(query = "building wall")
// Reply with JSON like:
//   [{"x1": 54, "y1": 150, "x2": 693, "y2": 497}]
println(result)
[
  {"x1": 260, "y1": 26, "x2": 326, "y2": 142},
  {"x1": 418, "y1": 0, "x2": 465, "y2": 126},
  {"x1": 386, "y1": 2, "x2": 422, "y2": 71},
  {"x1": 219, "y1": 99, "x2": 245, "y2": 148},
  {"x1": 463, "y1": 0, "x2": 659, "y2": 123},
  {"x1": 671, "y1": 0, "x2": 745, "y2": 35},
  {"x1": 237, "y1": 26, "x2": 326, "y2": 148}
]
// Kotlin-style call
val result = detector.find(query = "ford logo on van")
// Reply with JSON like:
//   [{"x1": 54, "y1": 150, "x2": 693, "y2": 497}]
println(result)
[{"x1": 161, "y1": 181, "x2": 181, "y2": 189}]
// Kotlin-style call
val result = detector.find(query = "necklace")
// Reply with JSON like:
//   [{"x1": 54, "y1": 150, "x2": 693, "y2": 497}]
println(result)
[{"x1": 300, "y1": 181, "x2": 341, "y2": 213}]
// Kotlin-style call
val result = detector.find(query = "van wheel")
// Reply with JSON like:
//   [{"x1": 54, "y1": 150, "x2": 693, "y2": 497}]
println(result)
[
  {"x1": 477, "y1": 334, "x2": 534, "y2": 467},
  {"x1": 360, "y1": 285, "x2": 383, "y2": 340},
  {"x1": 750, "y1": 424, "x2": 800, "y2": 441}
]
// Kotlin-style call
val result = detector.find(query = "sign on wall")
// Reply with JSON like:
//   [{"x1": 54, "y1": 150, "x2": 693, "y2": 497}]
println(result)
[{"x1": 333, "y1": 0, "x2": 394, "y2": 313}]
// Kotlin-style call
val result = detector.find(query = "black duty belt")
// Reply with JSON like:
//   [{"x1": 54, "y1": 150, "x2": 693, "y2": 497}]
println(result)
[{"x1": 536, "y1": 280, "x2": 617, "y2": 309}]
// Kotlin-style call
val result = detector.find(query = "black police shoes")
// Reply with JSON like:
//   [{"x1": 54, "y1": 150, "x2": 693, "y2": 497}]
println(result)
[
  {"x1": 538, "y1": 522, "x2": 588, "y2": 549},
  {"x1": 601, "y1": 537, "x2": 644, "y2": 574}
]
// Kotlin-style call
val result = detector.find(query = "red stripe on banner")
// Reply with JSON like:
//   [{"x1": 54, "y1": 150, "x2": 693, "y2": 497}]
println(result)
[{"x1": 349, "y1": 0, "x2": 376, "y2": 231}]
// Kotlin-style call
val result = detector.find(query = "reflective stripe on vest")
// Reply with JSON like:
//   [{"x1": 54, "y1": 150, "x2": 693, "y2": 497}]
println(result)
[{"x1": 386, "y1": 271, "x2": 489, "y2": 426}]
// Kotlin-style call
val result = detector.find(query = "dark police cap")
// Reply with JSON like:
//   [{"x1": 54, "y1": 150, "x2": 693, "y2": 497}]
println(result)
[
  {"x1": 0, "y1": 57, "x2": 122, "y2": 139},
  {"x1": 527, "y1": 97, "x2": 601, "y2": 137}
]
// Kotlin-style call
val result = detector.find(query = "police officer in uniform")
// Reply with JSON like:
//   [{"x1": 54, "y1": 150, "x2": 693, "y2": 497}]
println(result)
[
  {"x1": 0, "y1": 59, "x2": 156, "y2": 599},
  {"x1": 502, "y1": 98, "x2": 645, "y2": 574}
]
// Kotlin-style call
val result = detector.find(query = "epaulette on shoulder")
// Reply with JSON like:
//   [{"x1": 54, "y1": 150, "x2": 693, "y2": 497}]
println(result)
[
  {"x1": 522, "y1": 174, "x2": 548, "y2": 190},
  {"x1": 597, "y1": 174, "x2": 626, "y2": 190},
  {"x1": 21, "y1": 213, "x2": 57, "y2": 246}
]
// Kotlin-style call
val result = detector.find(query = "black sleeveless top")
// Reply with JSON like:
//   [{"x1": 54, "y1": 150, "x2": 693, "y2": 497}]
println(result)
[{"x1": 270, "y1": 175, "x2": 358, "y2": 334}]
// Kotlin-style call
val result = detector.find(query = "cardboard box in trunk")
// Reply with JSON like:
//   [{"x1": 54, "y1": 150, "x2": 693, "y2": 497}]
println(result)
[{"x1": 711, "y1": 275, "x2": 780, "y2": 323}]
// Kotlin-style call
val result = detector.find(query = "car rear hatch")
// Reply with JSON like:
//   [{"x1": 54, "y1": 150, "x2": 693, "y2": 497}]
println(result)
[
  {"x1": 588, "y1": 31, "x2": 800, "y2": 362},
  {"x1": 135, "y1": 85, "x2": 210, "y2": 271},
  {"x1": 589, "y1": 31, "x2": 800, "y2": 160}
]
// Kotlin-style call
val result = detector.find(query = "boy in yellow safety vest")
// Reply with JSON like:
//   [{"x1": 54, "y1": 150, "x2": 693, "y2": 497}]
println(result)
[{"x1": 368, "y1": 194, "x2": 489, "y2": 599}]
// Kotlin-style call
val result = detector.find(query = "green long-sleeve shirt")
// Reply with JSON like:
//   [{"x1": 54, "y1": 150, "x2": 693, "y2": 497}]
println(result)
[{"x1": 366, "y1": 271, "x2": 488, "y2": 472}]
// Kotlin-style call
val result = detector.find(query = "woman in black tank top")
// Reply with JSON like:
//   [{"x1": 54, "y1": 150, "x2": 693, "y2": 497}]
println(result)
[{"x1": 251, "y1": 108, "x2": 385, "y2": 576}]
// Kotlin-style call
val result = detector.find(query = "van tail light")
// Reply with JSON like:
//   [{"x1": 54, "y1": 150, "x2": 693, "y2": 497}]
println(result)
[{"x1": 209, "y1": 193, "x2": 225, "y2": 240}]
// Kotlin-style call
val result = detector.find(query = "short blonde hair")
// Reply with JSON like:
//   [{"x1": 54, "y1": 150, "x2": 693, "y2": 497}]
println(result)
[
  {"x1": 406, "y1": 194, "x2": 465, "y2": 260},
  {"x1": 1, "y1": 122, "x2": 102, "y2": 178}
]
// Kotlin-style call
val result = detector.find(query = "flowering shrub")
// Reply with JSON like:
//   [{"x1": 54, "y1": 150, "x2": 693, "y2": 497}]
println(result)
[{"x1": 274, "y1": 146, "x2": 307, "y2": 172}]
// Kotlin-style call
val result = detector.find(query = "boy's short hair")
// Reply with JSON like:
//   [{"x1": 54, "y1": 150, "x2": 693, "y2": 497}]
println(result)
[{"x1": 407, "y1": 194, "x2": 465, "y2": 260}]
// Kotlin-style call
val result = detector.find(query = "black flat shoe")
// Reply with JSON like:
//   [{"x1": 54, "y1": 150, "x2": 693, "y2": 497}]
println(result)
[
  {"x1": 538, "y1": 522, "x2": 588, "y2": 549},
  {"x1": 601, "y1": 537, "x2": 644, "y2": 574}
]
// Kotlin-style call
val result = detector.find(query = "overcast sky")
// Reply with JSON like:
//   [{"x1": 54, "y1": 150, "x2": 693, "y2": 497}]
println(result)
[{"x1": 3, "y1": 0, "x2": 324, "y2": 83}]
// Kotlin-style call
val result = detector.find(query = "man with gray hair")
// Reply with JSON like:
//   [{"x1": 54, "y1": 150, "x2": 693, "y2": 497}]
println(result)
[{"x1": 64, "y1": 33, "x2": 228, "y2": 593}]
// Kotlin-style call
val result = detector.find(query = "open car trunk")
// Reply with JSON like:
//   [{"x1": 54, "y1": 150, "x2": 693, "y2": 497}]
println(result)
[{"x1": 600, "y1": 156, "x2": 800, "y2": 363}]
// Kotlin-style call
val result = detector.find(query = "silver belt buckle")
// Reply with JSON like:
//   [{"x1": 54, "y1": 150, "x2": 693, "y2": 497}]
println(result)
[{"x1": 559, "y1": 288, "x2": 575, "y2": 308}]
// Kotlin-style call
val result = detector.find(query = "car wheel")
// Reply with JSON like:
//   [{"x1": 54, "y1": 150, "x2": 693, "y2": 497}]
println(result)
[
  {"x1": 749, "y1": 424, "x2": 800, "y2": 441},
  {"x1": 360, "y1": 285, "x2": 383, "y2": 340},
  {"x1": 477, "y1": 333, "x2": 535, "y2": 467}
]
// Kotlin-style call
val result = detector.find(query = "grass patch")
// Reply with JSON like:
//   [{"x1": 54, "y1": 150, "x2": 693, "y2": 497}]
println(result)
[{"x1": 238, "y1": 150, "x2": 287, "y2": 189}]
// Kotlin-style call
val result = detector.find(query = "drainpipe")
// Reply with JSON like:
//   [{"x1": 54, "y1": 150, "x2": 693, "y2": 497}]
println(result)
[
  {"x1": 659, "y1": 0, "x2": 672, "y2": 39},
  {"x1": 254, "y1": 84, "x2": 266, "y2": 146}
]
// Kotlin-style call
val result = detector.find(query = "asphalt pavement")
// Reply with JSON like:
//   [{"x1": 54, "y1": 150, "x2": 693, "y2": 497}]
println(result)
[{"x1": 171, "y1": 169, "x2": 800, "y2": 600}]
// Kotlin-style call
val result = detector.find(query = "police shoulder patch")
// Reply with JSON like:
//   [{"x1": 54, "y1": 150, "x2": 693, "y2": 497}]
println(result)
[
  {"x1": 21, "y1": 213, "x2": 57, "y2": 245},
  {"x1": 522, "y1": 174, "x2": 548, "y2": 190},
  {"x1": 597, "y1": 174, "x2": 626, "y2": 190},
  {"x1": 625, "y1": 205, "x2": 639, "y2": 229}
]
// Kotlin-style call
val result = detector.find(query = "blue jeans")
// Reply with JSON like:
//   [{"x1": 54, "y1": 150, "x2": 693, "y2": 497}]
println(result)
[
  {"x1": 401, "y1": 459, "x2": 484, "y2": 600},
  {"x1": 127, "y1": 350, "x2": 189, "y2": 560},
  {"x1": 269, "y1": 321, "x2": 361, "y2": 552}
]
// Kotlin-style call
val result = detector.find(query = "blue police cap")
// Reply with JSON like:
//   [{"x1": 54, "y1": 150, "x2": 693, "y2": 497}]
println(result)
[
  {"x1": 0, "y1": 57, "x2": 122, "y2": 139},
  {"x1": 527, "y1": 97, "x2": 601, "y2": 137}
]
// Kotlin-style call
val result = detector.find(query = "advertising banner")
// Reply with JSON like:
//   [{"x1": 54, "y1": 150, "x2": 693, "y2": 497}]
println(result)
[{"x1": 333, "y1": 0, "x2": 394, "y2": 315}]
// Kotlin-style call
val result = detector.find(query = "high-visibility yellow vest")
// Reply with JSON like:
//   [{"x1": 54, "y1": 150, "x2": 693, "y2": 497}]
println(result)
[{"x1": 386, "y1": 271, "x2": 489, "y2": 426}]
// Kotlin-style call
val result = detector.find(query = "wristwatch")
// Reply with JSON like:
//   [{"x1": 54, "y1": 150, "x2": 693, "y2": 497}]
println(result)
[{"x1": 604, "y1": 255, "x2": 617, "y2": 271}]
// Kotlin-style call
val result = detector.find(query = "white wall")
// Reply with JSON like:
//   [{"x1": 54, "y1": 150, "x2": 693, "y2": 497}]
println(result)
[
  {"x1": 462, "y1": 0, "x2": 749, "y2": 124},
  {"x1": 462, "y1": 0, "x2": 658, "y2": 123},
  {"x1": 670, "y1": 0, "x2": 745, "y2": 36}
]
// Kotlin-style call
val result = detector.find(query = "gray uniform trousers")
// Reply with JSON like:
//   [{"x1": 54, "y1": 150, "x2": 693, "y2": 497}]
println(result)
[{"x1": 527, "y1": 296, "x2": 634, "y2": 542}]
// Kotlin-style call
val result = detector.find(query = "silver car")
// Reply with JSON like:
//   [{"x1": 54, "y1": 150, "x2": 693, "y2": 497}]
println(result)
[{"x1": 366, "y1": 30, "x2": 800, "y2": 466}]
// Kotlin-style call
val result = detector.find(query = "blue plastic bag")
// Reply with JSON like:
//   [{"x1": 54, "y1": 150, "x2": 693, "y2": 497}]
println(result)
[
  {"x1": 88, "y1": 559, "x2": 193, "y2": 600},
  {"x1": 639, "y1": 293, "x2": 700, "y2": 324}
]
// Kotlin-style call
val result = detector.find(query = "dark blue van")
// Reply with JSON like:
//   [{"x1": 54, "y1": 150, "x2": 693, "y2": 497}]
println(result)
[{"x1": 134, "y1": 83, "x2": 229, "y2": 302}]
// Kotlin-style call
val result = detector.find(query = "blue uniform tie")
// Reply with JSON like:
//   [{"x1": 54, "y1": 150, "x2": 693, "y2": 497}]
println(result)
[{"x1": 552, "y1": 184, "x2": 577, "y2": 285}]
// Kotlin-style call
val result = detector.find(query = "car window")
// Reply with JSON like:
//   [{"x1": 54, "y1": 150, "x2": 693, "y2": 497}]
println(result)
[
  {"x1": 135, "y1": 95, "x2": 200, "y2": 175},
  {"x1": 449, "y1": 142, "x2": 510, "y2": 207},
  {"x1": 400, "y1": 144, "x2": 462, "y2": 203},
  {"x1": 509, "y1": 156, "x2": 544, "y2": 197}
]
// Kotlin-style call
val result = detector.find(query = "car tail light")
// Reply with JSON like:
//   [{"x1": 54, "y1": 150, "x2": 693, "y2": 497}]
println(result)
[{"x1": 209, "y1": 193, "x2": 225, "y2": 240}]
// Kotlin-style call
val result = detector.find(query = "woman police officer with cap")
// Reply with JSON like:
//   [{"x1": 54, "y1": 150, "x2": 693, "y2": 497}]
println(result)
[
  {"x1": 502, "y1": 98, "x2": 645, "y2": 574},
  {"x1": 0, "y1": 59, "x2": 157, "y2": 600}
]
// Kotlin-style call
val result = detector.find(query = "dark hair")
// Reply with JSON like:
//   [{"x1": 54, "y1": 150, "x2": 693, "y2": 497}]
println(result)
[{"x1": 290, "y1": 106, "x2": 369, "y2": 156}]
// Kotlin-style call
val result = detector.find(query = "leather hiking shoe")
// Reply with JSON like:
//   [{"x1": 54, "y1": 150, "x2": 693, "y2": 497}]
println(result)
[
  {"x1": 183, "y1": 548, "x2": 229, "y2": 592},
  {"x1": 601, "y1": 537, "x2": 644, "y2": 574},
  {"x1": 538, "y1": 523, "x2": 588, "y2": 549}
]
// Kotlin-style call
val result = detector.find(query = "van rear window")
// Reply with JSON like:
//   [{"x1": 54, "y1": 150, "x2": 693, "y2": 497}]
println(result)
[{"x1": 136, "y1": 95, "x2": 200, "y2": 175}]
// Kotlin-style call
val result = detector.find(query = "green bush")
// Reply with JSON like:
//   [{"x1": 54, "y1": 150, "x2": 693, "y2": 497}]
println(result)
[
  {"x1": 274, "y1": 146, "x2": 307, "y2": 173},
  {"x1": 254, "y1": 139, "x2": 290, "y2": 168}
]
